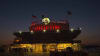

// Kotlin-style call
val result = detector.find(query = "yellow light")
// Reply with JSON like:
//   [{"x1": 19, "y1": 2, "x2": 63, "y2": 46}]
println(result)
[
  {"x1": 42, "y1": 17, "x2": 50, "y2": 25},
  {"x1": 57, "y1": 43, "x2": 72, "y2": 50},
  {"x1": 20, "y1": 44, "x2": 32, "y2": 48},
  {"x1": 30, "y1": 30, "x2": 34, "y2": 34},
  {"x1": 43, "y1": 29, "x2": 46, "y2": 32},
  {"x1": 72, "y1": 43, "x2": 81, "y2": 51},
  {"x1": 70, "y1": 28, "x2": 74, "y2": 32},
  {"x1": 15, "y1": 40, "x2": 20, "y2": 42},
  {"x1": 19, "y1": 30, "x2": 22, "y2": 34},
  {"x1": 35, "y1": 44, "x2": 43, "y2": 53},
  {"x1": 56, "y1": 29, "x2": 60, "y2": 33}
]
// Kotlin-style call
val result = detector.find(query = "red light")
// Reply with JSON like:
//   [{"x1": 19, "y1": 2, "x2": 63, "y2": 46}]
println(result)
[
  {"x1": 53, "y1": 26, "x2": 55, "y2": 30},
  {"x1": 55, "y1": 26, "x2": 57, "y2": 30},
  {"x1": 30, "y1": 24, "x2": 62, "y2": 31},
  {"x1": 43, "y1": 26, "x2": 45, "y2": 30},
  {"x1": 34, "y1": 27, "x2": 37, "y2": 31},
  {"x1": 46, "y1": 26, "x2": 48, "y2": 30},
  {"x1": 38, "y1": 26, "x2": 40, "y2": 30},
  {"x1": 37, "y1": 26, "x2": 39, "y2": 31},
  {"x1": 57, "y1": 26, "x2": 60, "y2": 29},
  {"x1": 31, "y1": 22, "x2": 35, "y2": 26},
  {"x1": 50, "y1": 25, "x2": 52, "y2": 30},
  {"x1": 40, "y1": 26, "x2": 42, "y2": 30}
]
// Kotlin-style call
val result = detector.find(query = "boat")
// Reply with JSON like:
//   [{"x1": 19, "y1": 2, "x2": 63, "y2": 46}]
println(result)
[{"x1": 9, "y1": 16, "x2": 82, "y2": 56}]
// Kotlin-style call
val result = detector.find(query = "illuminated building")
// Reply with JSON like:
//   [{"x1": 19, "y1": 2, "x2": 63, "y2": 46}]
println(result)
[{"x1": 10, "y1": 17, "x2": 81, "y2": 56}]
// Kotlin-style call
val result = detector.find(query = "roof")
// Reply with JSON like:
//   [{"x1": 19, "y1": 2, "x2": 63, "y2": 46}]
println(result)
[{"x1": 13, "y1": 30, "x2": 81, "y2": 43}]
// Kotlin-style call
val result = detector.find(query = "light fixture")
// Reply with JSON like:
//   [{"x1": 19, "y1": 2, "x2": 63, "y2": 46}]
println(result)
[
  {"x1": 19, "y1": 30, "x2": 22, "y2": 34},
  {"x1": 30, "y1": 30, "x2": 34, "y2": 34},
  {"x1": 43, "y1": 29, "x2": 46, "y2": 32},
  {"x1": 42, "y1": 17, "x2": 50, "y2": 25},
  {"x1": 70, "y1": 28, "x2": 74, "y2": 32},
  {"x1": 56, "y1": 29, "x2": 60, "y2": 33}
]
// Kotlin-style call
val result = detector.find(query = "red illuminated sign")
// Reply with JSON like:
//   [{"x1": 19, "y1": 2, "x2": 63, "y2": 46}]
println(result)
[{"x1": 30, "y1": 25, "x2": 61, "y2": 31}]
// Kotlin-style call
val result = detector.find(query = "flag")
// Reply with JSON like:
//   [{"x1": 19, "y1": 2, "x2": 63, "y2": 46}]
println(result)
[{"x1": 32, "y1": 14, "x2": 37, "y2": 18}]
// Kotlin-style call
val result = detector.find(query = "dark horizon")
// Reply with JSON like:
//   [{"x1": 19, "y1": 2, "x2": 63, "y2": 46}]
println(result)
[{"x1": 0, "y1": 0, "x2": 100, "y2": 45}]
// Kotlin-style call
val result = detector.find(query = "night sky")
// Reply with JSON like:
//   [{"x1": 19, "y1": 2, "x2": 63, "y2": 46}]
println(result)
[{"x1": 0, "y1": 0, "x2": 100, "y2": 45}]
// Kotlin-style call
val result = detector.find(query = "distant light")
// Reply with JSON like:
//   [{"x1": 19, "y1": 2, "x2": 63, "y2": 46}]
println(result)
[
  {"x1": 78, "y1": 27, "x2": 82, "y2": 30},
  {"x1": 15, "y1": 40, "x2": 20, "y2": 42},
  {"x1": 56, "y1": 29, "x2": 60, "y2": 33},
  {"x1": 19, "y1": 30, "x2": 22, "y2": 34},
  {"x1": 70, "y1": 28, "x2": 74, "y2": 32},
  {"x1": 43, "y1": 29, "x2": 46, "y2": 32},
  {"x1": 30, "y1": 30, "x2": 34, "y2": 34}
]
